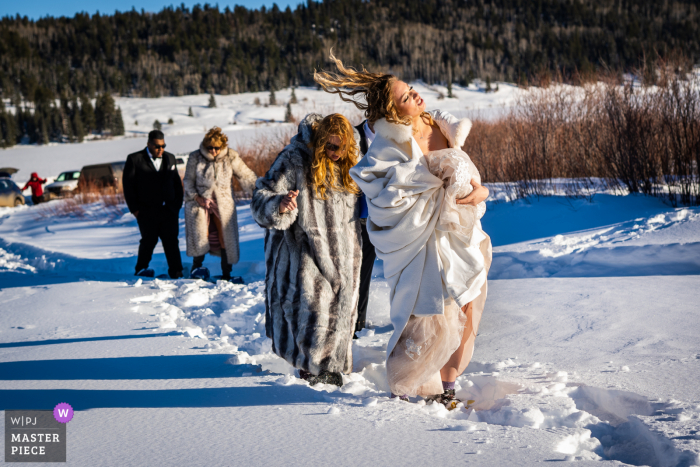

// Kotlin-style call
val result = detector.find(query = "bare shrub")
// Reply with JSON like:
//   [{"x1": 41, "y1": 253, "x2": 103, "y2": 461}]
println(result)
[
  {"x1": 232, "y1": 126, "x2": 297, "y2": 199},
  {"x1": 37, "y1": 181, "x2": 126, "y2": 220},
  {"x1": 464, "y1": 60, "x2": 700, "y2": 205},
  {"x1": 656, "y1": 61, "x2": 700, "y2": 205}
]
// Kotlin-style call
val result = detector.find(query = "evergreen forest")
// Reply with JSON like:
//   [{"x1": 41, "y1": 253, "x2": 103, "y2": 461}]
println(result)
[{"x1": 0, "y1": 0, "x2": 699, "y2": 146}]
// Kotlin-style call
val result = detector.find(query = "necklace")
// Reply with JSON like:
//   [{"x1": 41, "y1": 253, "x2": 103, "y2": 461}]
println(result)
[{"x1": 416, "y1": 121, "x2": 428, "y2": 139}]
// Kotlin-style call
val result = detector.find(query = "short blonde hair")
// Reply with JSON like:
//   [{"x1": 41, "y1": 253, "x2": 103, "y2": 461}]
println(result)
[{"x1": 203, "y1": 127, "x2": 228, "y2": 148}]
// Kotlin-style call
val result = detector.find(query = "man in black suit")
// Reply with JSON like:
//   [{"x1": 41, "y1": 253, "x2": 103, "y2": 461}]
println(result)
[
  {"x1": 354, "y1": 119, "x2": 377, "y2": 338},
  {"x1": 123, "y1": 130, "x2": 184, "y2": 278}
]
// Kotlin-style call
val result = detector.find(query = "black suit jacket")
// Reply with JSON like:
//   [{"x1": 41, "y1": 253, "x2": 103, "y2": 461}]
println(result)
[
  {"x1": 355, "y1": 121, "x2": 369, "y2": 156},
  {"x1": 122, "y1": 148, "x2": 183, "y2": 215}
]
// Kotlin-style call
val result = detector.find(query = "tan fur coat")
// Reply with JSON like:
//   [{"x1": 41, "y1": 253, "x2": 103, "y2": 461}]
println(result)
[{"x1": 184, "y1": 144, "x2": 257, "y2": 264}]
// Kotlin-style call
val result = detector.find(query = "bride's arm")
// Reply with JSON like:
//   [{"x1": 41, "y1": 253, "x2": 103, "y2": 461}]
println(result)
[{"x1": 456, "y1": 179, "x2": 489, "y2": 206}]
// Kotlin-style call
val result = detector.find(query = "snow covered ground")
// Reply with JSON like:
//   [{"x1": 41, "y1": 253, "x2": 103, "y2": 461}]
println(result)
[
  {"x1": 1, "y1": 187, "x2": 699, "y2": 466},
  {"x1": 1, "y1": 89, "x2": 700, "y2": 466}
]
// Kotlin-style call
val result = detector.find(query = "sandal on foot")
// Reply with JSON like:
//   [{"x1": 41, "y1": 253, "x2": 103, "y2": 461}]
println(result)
[{"x1": 426, "y1": 389, "x2": 463, "y2": 410}]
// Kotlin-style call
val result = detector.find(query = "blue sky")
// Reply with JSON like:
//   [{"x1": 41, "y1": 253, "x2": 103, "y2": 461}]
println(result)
[{"x1": 1, "y1": 0, "x2": 304, "y2": 20}]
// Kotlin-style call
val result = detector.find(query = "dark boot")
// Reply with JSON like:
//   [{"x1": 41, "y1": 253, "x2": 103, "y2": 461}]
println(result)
[
  {"x1": 191, "y1": 255, "x2": 205, "y2": 273},
  {"x1": 220, "y1": 249, "x2": 233, "y2": 280},
  {"x1": 298, "y1": 369, "x2": 343, "y2": 387}
]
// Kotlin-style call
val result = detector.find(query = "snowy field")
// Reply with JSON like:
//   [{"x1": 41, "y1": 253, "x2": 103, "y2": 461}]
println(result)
[{"x1": 1, "y1": 89, "x2": 700, "y2": 467}]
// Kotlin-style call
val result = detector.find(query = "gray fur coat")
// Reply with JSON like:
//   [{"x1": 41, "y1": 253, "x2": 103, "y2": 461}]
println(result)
[
  {"x1": 184, "y1": 144, "x2": 257, "y2": 264},
  {"x1": 251, "y1": 114, "x2": 362, "y2": 375}
]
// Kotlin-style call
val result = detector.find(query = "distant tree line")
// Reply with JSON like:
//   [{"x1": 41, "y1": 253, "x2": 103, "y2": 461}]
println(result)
[
  {"x1": 0, "y1": 0, "x2": 699, "y2": 145},
  {"x1": 0, "y1": 92, "x2": 124, "y2": 147}
]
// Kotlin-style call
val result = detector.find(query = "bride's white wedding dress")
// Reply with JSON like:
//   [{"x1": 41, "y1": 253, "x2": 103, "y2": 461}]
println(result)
[
  {"x1": 350, "y1": 110, "x2": 492, "y2": 398},
  {"x1": 386, "y1": 147, "x2": 491, "y2": 396}
]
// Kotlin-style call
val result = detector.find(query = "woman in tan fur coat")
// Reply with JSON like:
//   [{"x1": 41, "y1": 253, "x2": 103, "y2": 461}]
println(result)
[{"x1": 184, "y1": 127, "x2": 257, "y2": 280}]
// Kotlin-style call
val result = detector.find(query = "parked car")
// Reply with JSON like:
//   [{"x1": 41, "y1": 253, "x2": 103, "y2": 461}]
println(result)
[
  {"x1": 78, "y1": 161, "x2": 126, "y2": 192},
  {"x1": 44, "y1": 170, "x2": 81, "y2": 199},
  {"x1": 174, "y1": 154, "x2": 189, "y2": 180},
  {"x1": 0, "y1": 177, "x2": 25, "y2": 207},
  {"x1": 0, "y1": 167, "x2": 18, "y2": 179}
]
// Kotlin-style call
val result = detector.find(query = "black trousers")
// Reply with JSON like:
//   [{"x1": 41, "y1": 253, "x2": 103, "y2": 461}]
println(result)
[
  {"x1": 192, "y1": 249, "x2": 232, "y2": 278},
  {"x1": 356, "y1": 220, "x2": 377, "y2": 333},
  {"x1": 135, "y1": 206, "x2": 183, "y2": 278}
]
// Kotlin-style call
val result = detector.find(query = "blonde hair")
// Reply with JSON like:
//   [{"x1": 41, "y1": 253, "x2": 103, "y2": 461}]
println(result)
[
  {"x1": 309, "y1": 114, "x2": 361, "y2": 200},
  {"x1": 314, "y1": 51, "x2": 435, "y2": 128},
  {"x1": 203, "y1": 127, "x2": 228, "y2": 148}
]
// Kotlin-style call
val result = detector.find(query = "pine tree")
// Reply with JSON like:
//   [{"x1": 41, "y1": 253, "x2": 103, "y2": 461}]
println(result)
[
  {"x1": 80, "y1": 94, "x2": 95, "y2": 134},
  {"x1": 519, "y1": 72, "x2": 528, "y2": 87},
  {"x1": 167, "y1": 117, "x2": 174, "y2": 124},
  {"x1": 112, "y1": 107, "x2": 125, "y2": 136},
  {"x1": 94, "y1": 93, "x2": 116, "y2": 134},
  {"x1": 269, "y1": 89, "x2": 276, "y2": 106},
  {"x1": 290, "y1": 88, "x2": 298, "y2": 104},
  {"x1": 208, "y1": 94, "x2": 216, "y2": 108},
  {"x1": 15, "y1": 106, "x2": 25, "y2": 144},
  {"x1": 39, "y1": 118, "x2": 49, "y2": 145},
  {"x1": 153, "y1": 120, "x2": 162, "y2": 131},
  {"x1": 72, "y1": 111, "x2": 85, "y2": 143},
  {"x1": 24, "y1": 110, "x2": 37, "y2": 144},
  {"x1": 0, "y1": 104, "x2": 6, "y2": 148},
  {"x1": 285, "y1": 102, "x2": 294, "y2": 122},
  {"x1": 188, "y1": 106, "x2": 194, "y2": 117},
  {"x1": 5, "y1": 112, "x2": 17, "y2": 147},
  {"x1": 43, "y1": 104, "x2": 61, "y2": 142},
  {"x1": 0, "y1": 101, "x2": 15, "y2": 148},
  {"x1": 66, "y1": 114, "x2": 75, "y2": 142},
  {"x1": 485, "y1": 76, "x2": 492, "y2": 93}
]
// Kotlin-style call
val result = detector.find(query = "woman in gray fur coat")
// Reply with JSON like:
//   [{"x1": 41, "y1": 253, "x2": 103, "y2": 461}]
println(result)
[
  {"x1": 251, "y1": 113, "x2": 363, "y2": 386},
  {"x1": 184, "y1": 127, "x2": 257, "y2": 280}
]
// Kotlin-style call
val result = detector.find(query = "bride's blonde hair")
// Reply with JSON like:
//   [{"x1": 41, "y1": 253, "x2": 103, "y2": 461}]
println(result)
[
  {"x1": 309, "y1": 114, "x2": 360, "y2": 200},
  {"x1": 314, "y1": 51, "x2": 434, "y2": 128}
]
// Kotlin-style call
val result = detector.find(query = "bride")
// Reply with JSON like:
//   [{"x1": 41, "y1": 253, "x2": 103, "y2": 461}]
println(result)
[{"x1": 315, "y1": 54, "x2": 492, "y2": 409}]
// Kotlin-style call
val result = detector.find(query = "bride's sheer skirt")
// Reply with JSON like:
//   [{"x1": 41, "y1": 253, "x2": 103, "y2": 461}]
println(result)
[
  {"x1": 387, "y1": 298, "x2": 480, "y2": 397},
  {"x1": 386, "y1": 147, "x2": 489, "y2": 397}
]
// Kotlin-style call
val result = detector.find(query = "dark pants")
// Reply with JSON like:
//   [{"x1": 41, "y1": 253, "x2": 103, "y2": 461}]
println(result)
[
  {"x1": 135, "y1": 207, "x2": 183, "y2": 278},
  {"x1": 192, "y1": 249, "x2": 232, "y2": 278},
  {"x1": 356, "y1": 220, "x2": 377, "y2": 333},
  {"x1": 31, "y1": 195, "x2": 43, "y2": 205}
]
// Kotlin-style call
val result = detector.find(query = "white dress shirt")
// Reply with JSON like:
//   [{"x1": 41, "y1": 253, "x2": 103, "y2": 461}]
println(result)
[{"x1": 147, "y1": 147, "x2": 162, "y2": 171}]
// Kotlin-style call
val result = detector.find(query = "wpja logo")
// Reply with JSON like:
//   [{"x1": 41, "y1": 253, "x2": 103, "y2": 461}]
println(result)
[{"x1": 4, "y1": 405, "x2": 71, "y2": 463}]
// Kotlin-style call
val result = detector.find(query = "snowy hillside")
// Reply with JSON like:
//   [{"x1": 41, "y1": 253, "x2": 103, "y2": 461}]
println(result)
[
  {"x1": 0, "y1": 82, "x2": 519, "y2": 186},
  {"x1": 1, "y1": 88, "x2": 700, "y2": 467}
]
